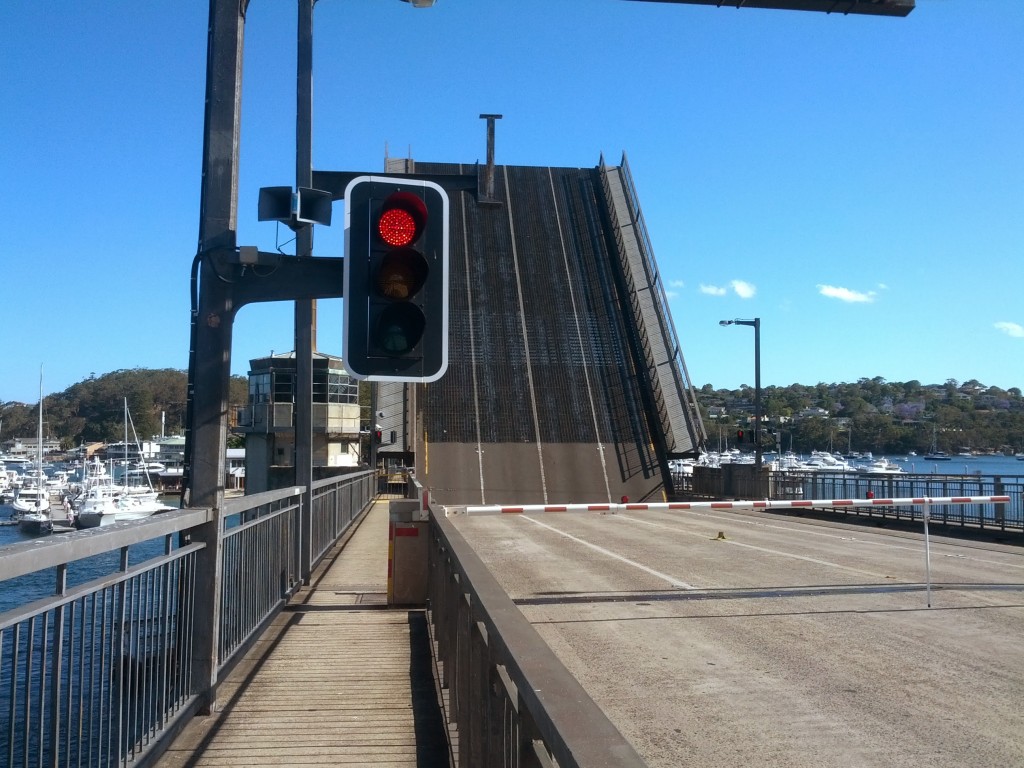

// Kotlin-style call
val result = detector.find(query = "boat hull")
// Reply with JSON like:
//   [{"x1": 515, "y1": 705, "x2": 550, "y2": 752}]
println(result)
[{"x1": 18, "y1": 513, "x2": 53, "y2": 535}]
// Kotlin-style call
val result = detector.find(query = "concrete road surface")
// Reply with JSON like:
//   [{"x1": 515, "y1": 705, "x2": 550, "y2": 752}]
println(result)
[{"x1": 450, "y1": 508, "x2": 1024, "y2": 767}]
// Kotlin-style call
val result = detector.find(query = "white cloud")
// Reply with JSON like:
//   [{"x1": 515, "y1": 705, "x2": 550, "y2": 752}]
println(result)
[
  {"x1": 731, "y1": 280, "x2": 756, "y2": 299},
  {"x1": 817, "y1": 284, "x2": 876, "y2": 303},
  {"x1": 995, "y1": 321, "x2": 1024, "y2": 338},
  {"x1": 700, "y1": 284, "x2": 727, "y2": 296},
  {"x1": 669, "y1": 279, "x2": 685, "y2": 289}
]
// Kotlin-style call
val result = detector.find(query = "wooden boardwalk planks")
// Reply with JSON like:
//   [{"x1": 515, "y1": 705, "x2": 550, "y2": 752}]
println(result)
[{"x1": 156, "y1": 501, "x2": 450, "y2": 768}]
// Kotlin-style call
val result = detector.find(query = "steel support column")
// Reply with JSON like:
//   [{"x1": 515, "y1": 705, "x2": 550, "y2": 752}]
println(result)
[
  {"x1": 295, "y1": 0, "x2": 315, "y2": 582},
  {"x1": 187, "y1": 0, "x2": 245, "y2": 714}
]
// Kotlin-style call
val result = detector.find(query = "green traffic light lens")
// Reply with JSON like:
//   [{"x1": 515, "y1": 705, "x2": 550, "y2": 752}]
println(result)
[{"x1": 373, "y1": 303, "x2": 426, "y2": 356}]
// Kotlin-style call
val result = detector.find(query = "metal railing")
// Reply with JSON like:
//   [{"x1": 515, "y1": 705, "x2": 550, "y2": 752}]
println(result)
[
  {"x1": 679, "y1": 466, "x2": 1023, "y2": 533},
  {"x1": 770, "y1": 470, "x2": 1022, "y2": 531},
  {"x1": 427, "y1": 497, "x2": 648, "y2": 767},
  {"x1": 0, "y1": 470, "x2": 374, "y2": 768}
]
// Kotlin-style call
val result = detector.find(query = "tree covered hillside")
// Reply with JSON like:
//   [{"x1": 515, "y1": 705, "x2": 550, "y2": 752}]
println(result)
[
  {"x1": 699, "y1": 378, "x2": 1024, "y2": 455},
  {"x1": 1, "y1": 369, "x2": 248, "y2": 448}
]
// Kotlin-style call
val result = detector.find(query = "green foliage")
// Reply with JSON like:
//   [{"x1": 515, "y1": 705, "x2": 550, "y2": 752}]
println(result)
[
  {"x1": 700, "y1": 379, "x2": 1024, "y2": 455},
  {"x1": 2, "y1": 369, "x2": 249, "y2": 449}
]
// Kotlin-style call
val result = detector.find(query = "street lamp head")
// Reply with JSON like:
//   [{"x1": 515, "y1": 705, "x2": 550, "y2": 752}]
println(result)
[
  {"x1": 401, "y1": 0, "x2": 437, "y2": 6},
  {"x1": 719, "y1": 320, "x2": 733, "y2": 326}
]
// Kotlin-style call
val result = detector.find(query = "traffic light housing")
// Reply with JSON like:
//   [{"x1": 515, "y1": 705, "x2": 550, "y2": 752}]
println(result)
[
  {"x1": 736, "y1": 429, "x2": 745, "y2": 444},
  {"x1": 343, "y1": 176, "x2": 449, "y2": 382}
]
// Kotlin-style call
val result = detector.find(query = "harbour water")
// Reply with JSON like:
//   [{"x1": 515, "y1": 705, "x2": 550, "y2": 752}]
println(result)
[
  {"x1": 0, "y1": 498, "x2": 178, "y2": 615},
  {"x1": 0, "y1": 499, "x2": 183, "y2": 767},
  {"x1": 885, "y1": 452, "x2": 1024, "y2": 478}
]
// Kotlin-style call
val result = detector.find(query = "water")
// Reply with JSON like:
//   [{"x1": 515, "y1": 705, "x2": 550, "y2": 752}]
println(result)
[
  {"x1": 886, "y1": 453, "x2": 1024, "y2": 478},
  {"x1": 0, "y1": 501, "x2": 175, "y2": 615},
  {"x1": 1, "y1": 505, "x2": 186, "y2": 768}
]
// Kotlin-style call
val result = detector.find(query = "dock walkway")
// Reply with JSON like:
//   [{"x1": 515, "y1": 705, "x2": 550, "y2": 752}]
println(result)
[{"x1": 156, "y1": 500, "x2": 451, "y2": 768}]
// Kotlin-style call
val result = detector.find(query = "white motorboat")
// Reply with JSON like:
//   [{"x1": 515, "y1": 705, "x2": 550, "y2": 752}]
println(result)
[
  {"x1": 856, "y1": 458, "x2": 906, "y2": 474},
  {"x1": 75, "y1": 484, "x2": 172, "y2": 527},
  {"x1": 12, "y1": 483, "x2": 50, "y2": 516},
  {"x1": 801, "y1": 451, "x2": 856, "y2": 472},
  {"x1": 116, "y1": 494, "x2": 174, "y2": 519},
  {"x1": 770, "y1": 451, "x2": 856, "y2": 473},
  {"x1": 74, "y1": 485, "x2": 121, "y2": 528},
  {"x1": 45, "y1": 470, "x2": 70, "y2": 492}
]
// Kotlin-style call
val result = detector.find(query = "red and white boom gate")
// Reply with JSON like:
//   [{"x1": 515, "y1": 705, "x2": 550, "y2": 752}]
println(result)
[{"x1": 448, "y1": 495, "x2": 1011, "y2": 516}]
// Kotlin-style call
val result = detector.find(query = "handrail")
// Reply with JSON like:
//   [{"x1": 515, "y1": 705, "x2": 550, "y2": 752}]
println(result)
[
  {"x1": 0, "y1": 508, "x2": 212, "y2": 580},
  {"x1": 428, "y1": 499, "x2": 647, "y2": 767},
  {"x1": 0, "y1": 471, "x2": 375, "y2": 768}
]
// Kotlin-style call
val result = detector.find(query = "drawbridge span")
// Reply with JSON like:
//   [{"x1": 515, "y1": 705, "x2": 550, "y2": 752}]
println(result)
[{"x1": 368, "y1": 154, "x2": 706, "y2": 507}]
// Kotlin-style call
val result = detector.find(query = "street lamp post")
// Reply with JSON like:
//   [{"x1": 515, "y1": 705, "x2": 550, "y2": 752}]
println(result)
[{"x1": 719, "y1": 318, "x2": 761, "y2": 472}]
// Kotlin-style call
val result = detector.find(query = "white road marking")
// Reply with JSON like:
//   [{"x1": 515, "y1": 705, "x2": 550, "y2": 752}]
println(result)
[
  {"x1": 616, "y1": 514, "x2": 897, "y2": 580},
  {"x1": 624, "y1": 509, "x2": 1024, "y2": 572},
  {"x1": 519, "y1": 515, "x2": 696, "y2": 590}
]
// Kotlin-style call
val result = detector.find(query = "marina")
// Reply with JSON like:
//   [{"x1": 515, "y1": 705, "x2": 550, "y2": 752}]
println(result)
[
  {"x1": 2, "y1": 461, "x2": 177, "y2": 538},
  {"x1": 673, "y1": 450, "x2": 1024, "y2": 477}
]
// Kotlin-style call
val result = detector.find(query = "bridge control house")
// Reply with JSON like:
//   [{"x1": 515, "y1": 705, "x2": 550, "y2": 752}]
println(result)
[{"x1": 236, "y1": 352, "x2": 362, "y2": 492}]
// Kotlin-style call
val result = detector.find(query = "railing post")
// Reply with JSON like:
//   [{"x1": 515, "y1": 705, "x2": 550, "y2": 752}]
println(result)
[
  {"x1": 994, "y1": 477, "x2": 1006, "y2": 528},
  {"x1": 456, "y1": 590, "x2": 472, "y2": 767},
  {"x1": 484, "y1": 642, "x2": 508, "y2": 765},
  {"x1": 188, "y1": 515, "x2": 224, "y2": 714},
  {"x1": 468, "y1": 620, "x2": 488, "y2": 765}
]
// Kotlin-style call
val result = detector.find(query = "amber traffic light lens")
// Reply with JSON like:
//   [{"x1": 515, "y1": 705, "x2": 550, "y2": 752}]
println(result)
[{"x1": 375, "y1": 249, "x2": 427, "y2": 300}]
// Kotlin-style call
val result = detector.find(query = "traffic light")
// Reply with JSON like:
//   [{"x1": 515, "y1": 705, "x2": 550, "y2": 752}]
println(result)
[
  {"x1": 736, "y1": 429, "x2": 745, "y2": 444},
  {"x1": 343, "y1": 176, "x2": 449, "y2": 382}
]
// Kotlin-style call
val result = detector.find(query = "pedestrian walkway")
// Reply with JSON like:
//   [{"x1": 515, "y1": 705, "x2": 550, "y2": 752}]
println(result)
[{"x1": 156, "y1": 500, "x2": 451, "y2": 768}]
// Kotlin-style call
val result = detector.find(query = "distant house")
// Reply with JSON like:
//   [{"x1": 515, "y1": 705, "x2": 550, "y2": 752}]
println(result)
[
  {"x1": 227, "y1": 447, "x2": 245, "y2": 490},
  {"x1": 3, "y1": 436, "x2": 62, "y2": 457},
  {"x1": 795, "y1": 407, "x2": 830, "y2": 421}
]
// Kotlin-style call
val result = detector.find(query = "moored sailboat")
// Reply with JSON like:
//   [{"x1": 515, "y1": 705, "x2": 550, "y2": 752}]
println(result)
[{"x1": 16, "y1": 368, "x2": 52, "y2": 535}]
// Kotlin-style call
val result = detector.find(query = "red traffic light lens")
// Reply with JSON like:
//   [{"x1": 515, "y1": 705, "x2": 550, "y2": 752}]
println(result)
[
  {"x1": 379, "y1": 208, "x2": 417, "y2": 247},
  {"x1": 377, "y1": 191, "x2": 428, "y2": 247}
]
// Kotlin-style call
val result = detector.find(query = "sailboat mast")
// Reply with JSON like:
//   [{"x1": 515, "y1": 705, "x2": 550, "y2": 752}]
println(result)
[{"x1": 37, "y1": 366, "x2": 44, "y2": 511}]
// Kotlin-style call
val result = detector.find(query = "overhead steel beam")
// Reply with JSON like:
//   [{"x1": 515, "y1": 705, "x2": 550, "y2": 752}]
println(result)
[{"x1": 622, "y1": 0, "x2": 914, "y2": 17}]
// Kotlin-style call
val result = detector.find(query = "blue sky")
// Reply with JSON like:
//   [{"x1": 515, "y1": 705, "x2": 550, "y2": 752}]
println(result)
[{"x1": 2, "y1": 0, "x2": 1022, "y2": 404}]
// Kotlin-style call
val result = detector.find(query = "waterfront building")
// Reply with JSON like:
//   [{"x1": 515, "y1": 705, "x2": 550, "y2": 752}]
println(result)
[{"x1": 236, "y1": 352, "x2": 362, "y2": 493}]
